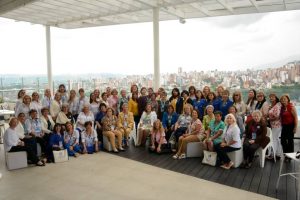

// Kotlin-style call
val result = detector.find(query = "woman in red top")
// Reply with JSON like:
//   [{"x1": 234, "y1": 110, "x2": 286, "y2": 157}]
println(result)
[{"x1": 280, "y1": 95, "x2": 298, "y2": 162}]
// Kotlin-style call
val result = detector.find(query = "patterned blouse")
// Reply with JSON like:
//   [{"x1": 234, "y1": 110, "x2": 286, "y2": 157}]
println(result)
[{"x1": 268, "y1": 102, "x2": 281, "y2": 128}]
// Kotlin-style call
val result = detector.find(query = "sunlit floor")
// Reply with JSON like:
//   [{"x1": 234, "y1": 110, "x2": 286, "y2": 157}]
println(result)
[{"x1": 0, "y1": 145, "x2": 275, "y2": 200}]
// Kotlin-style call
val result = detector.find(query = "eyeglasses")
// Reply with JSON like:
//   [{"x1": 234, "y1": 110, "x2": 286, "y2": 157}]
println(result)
[{"x1": 234, "y1": 94, "x2": 239, "y2": 96}]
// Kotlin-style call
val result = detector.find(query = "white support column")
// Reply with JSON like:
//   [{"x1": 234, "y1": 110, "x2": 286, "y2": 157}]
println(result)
[
  {"x1": 45, "y1": 25, "x2": 53, "y2": 95},
  {"x1": 153, "y1": 7, "x2": 160, "y2": 91}
]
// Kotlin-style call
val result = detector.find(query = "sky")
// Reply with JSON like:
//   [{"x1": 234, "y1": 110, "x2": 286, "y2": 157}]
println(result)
[{"x1": 0, "y1": 10, "x2": 300, "y2": 75}]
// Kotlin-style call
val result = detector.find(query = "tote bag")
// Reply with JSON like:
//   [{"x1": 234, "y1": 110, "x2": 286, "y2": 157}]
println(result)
[
  {"x1": 202, "y1": 150, "x2": 217, "y2": 166},
  {"x1": 53, "y1": 149, "x2": 69, "y2": 163}
]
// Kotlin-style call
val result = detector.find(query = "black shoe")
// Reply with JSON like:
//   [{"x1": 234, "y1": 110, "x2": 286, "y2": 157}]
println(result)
[
  {"x1": 245, "y1": 162, "x2": 252, "y2": 169},
  {"x1": 239, "y1": 161, "x2": 247, "y2": 168}
]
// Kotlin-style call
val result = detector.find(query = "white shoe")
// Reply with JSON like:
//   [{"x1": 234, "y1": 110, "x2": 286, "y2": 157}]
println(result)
[
  {"x1": 178, "y1": 154, "x2": 186, "y2": 159},
  {"x1": 172, "y1": 154, "x2": 179, "y2": 159}
]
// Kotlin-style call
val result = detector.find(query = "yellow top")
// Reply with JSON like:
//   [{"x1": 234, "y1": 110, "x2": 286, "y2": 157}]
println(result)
[{"x1": 128, "y1": 98, "x2": 138, "y2": 116}]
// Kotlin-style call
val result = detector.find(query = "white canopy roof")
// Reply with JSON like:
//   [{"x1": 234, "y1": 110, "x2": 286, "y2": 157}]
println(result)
[{"x1": 1, "y1": 0, "x2": 300, "y2": 29}]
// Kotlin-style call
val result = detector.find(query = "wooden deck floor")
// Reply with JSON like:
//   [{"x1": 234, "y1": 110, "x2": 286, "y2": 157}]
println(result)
[{"x1": 111, "y1": 140, "x2": 300, "y2": 200}]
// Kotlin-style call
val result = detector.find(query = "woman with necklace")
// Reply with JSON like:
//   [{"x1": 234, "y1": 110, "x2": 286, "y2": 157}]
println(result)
[
  {"x1": 81, "y1": 121, "x2": 99, "y2": 154},
  {"x1": 173, "y1": 109, "x2": 205, "y2": 159},
  {"x1": 218, "y1": 90, "x2": 233, "y2": 120},
  {"x1": 102, "y1": 107, "x2": 124, "y2": 152}
]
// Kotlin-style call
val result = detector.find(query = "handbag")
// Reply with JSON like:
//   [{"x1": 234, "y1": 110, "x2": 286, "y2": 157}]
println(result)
[
  {"x1": 53, "y1": 149, "x2": 69, "y2": 163},
  {"x1": 202, "y1": 150, "x2": 217, "y2": 166}
]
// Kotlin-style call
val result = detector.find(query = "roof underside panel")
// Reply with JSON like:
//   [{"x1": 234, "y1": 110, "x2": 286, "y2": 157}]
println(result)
[{"x1": 0, "y1": 0, "x2": 300, "y2": 29}]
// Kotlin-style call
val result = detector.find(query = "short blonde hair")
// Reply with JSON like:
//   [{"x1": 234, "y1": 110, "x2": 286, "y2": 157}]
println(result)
[
  {"x1": 224, "y1": 113, "x2": 237, "y2": 125},
  {"x1": 251, "y1": 110, "x2": 262, "y2": 119}
]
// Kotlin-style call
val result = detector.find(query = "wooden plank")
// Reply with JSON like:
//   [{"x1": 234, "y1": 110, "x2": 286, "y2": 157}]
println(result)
[
  {"x1": 112, "y1": 141, "x2": 300, "y2": 200},
  {"x1": 257, "y1": 160, "x2": 272, "y2": 196}
]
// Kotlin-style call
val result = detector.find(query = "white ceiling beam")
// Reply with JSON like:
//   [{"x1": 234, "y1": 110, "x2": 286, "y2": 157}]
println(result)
[
  {"x1": 162, "y1": 6, "x2": 185, "y2": 18},
  {"x1": 216, "y1": 0, "x2": 235, "y2": 14},
  {"x1": 0, "y1": 0, "x2": 37, "y2": 15},
  {"x1": 190, "y1": 2, "x2": 212, "y2": 16},
  {"x1": 249, "y1": 0, "x2": 260, "y2": 12}
]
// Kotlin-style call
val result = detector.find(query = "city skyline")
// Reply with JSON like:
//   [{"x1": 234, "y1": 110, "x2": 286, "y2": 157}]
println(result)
[{"x1": 1, "y1": 10, "x2": 300, "y2": 75}]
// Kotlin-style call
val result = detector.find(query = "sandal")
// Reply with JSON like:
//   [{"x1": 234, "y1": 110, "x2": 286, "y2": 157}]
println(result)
[{"x1": 36, "y1": 161, "x2": 45, "y2": 167}]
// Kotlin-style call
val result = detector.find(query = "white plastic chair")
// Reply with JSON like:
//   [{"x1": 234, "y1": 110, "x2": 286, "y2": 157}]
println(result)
[{"x1": 256, "y1": 127, "x2": 276, "y2": 168}]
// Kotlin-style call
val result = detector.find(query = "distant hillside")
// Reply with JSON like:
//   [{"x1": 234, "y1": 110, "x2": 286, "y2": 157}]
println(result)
[{"x1": 255, "y1": 54, "x2": 300, "y2": 70}]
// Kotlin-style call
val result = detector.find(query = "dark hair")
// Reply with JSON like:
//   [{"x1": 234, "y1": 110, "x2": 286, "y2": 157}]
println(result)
[
  {"x1": 171, "y1": 88, "x2": 180, "y2": 98},
  {"x1": 79, "y1": 88, "x2": 84, "y2": 93},
  {"x1": 130, "y1": 84, "x2": 139, "y2": 93},
  {"x1": 41, "y1": 107, "x2": 49, "y2": 114},
  {"x1": 195, "y1": 90, "x2": 204, "y2": 101},
  {"x1": 84, "y1": 121, "x2": 93, "y2": 127},
  {"x1": 188, "y1": 86, "x2": 196, "y2": 94},
  {"x1": 214, "y1": 111, "x2": 223, "y2": 116},
  {"x1": 207, "y1": 92, "x2": 216, "y2": 101},
  {"x1": 53, "y1": 123, "x2": 62, "y2": 134},
  {"x1": 90, "y1": 92, "x2": 95, "y2": 104},
  {"x1": 101, "y1": 92, "x2": 107, "y2": 98},
  {"x1": 181, "y1": 90, "x2": 189, "y2": 97},
  {"x1": 65, "y1": 121, "x2": 73, "y2": 131},
  {"x1": 246, "y1": 89, "x2": 257, "y2": 107},
  {"x1": 99, "y1": 103, "x2": 107, "y2": 109},
  {"x1": 17, "y1": 112, "x2": 25, "y2": 117},
  {"x1": 17, "y1": 89, "x2": 25, "y2": 98},
  {"x1": 29, "y1": 109, "x2": 37, "y2": 114},
  {"x1": 131, "y1": 92, "x2": 138, "y2": 101},
  {"x1": 58, "y1": 84, "x2": 66, "y2": 92}
]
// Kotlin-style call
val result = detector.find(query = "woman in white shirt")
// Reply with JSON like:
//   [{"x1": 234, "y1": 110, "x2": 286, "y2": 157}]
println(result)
[
  {"x1": 89, "y1": 92, "x2": 100, "y2": 118},
  {"x1": 81, "y1": 121, "x2": 99, "y2": 154},
  {"x1": 42, "y1": 89, "x2": 52, "y2": 109},
  {"x1": 50, "y1": 92, "x2": 62, "y2": 121},
  {"x1": 40, "y1": 107, "x2": 55, "y2": 135},
  {"x1": 4, "y1": 117, "x2": 45, "y2": 166},
  {"x1": 137, "y1": 104, "x2": 157, "y2": 146},
  {"x1": 15, "y1": 89, "x2": 26, "y2": 111},
  {"x1": 58, "y1": 84, "x2": 68, "y2": 104},
  {"x1": 15, "y1": 95, "x2": 31, "y2": 119},
  {"x1": 30, "y1": 92, "x2": 42, "y2": 117},
  {"x1": 68, "y1": 89, "x2": 78, "y2": 119},
  {"x1": 214, "y1": 113, "x2": 241, "y2": 170},
  {"x1": 64, "y1": 122, "x2": 81, "y2": 157},
  {"x1": 76, "y1": 104, "x2": 94, "y2": 131},
  {"x1": 56, "y1": 103, "x2": 73, "y2": 125}
]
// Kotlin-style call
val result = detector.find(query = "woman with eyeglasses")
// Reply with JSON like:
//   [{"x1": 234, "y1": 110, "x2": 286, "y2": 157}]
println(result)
[
  {"x1": 255, "y1": 91, "x2": 269, "y2": 119},
  {"x1": 232, "y1": 91, "x2": 246, "y2": 120}
]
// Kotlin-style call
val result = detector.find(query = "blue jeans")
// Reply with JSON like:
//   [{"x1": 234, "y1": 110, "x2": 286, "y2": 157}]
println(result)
[{"x1": 65, "y1": 142, "x2": 81, "y2": 156}]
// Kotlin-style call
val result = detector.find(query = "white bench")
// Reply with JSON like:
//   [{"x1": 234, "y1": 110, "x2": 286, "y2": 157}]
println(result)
[
  {"x1": 186, "y1": 142, "x2": 203, "y2": 158},
  {"x1": 227, "y1": 148, "x2": 244, "y2": 168}
]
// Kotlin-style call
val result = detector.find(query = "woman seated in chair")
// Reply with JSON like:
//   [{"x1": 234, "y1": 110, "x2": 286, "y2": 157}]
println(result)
[
  {"x1": 64, "y1": 122, "x2": 81, "y2": 157},
  {"x1": 4, "y1": 117, "x2": 45, "y2": 166},
  {"x1": 214, "y1": 113, "x2": 241, "y2": 169},
  {"x1": 117, "y1": 103, "x2": 134, "y2": 146},
  {"x1": 173, "y1": 109, "x2": 205, "y2": 159},
  {"x1": 137, "y1": 104, "x2": 157, "y2": 146},
  {"x1": 203, "y1": 111, "x2": 225, "y2": 152},
  {"x1": 170, "y1": 104, "x2": 192, "y2": 151},
  {"x1": 149, "y1": 119, "x2": 168, "y2": 154},
  {"x1": 46, "y1": 123, "x2": 64, "y2": 163},
  {"x1": 81, "y1": 121, "x2": 99, "y2": 154},
  {"x1": 240, "y1": 110, "x2": 269, "y2": 168},
  {"x1": 102, "y1": 108, "x2": 123, "y2": 152},
  {"x1": 56, "y1": 103, "x2": 74, "y2": 129}
]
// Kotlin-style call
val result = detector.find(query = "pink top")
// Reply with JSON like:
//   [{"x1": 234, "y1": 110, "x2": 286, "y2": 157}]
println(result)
[
  {"x1": 268, "y1": 102, "x2": 281, "y2": 128},
  {"x1": 152, "y1": 130, "x2": 167, "y2": 144},
  {"x1": 108, "y1": 96, "x2": 118, "y2": 112}
]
